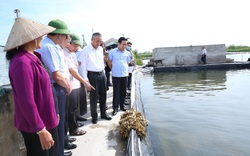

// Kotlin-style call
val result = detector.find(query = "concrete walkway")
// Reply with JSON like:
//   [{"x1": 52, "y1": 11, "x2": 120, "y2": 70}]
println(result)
[{"x1": 68, "y1": 86, "x2": 129, "y2": 156}]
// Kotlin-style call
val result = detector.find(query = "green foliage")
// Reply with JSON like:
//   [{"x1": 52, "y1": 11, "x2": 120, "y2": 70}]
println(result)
[
  {"x1": 227, "y1": 45, "x2": 250, "y2": 52},
  {"x1": 138, "y1": 53, "x2": 152, "y2": 58},
  {"x1": 132, "y1": 50, "x2": 152, "y2": 66}
]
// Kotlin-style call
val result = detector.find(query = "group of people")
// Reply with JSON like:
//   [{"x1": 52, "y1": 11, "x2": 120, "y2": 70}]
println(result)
[{"x1": 4, "y1": 16, "x2": 134, "y2": 156}]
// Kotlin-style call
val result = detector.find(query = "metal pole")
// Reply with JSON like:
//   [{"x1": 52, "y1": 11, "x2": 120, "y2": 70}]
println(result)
[{"x1": 14, "y1": 9, "x2": 21, "y2": 18}]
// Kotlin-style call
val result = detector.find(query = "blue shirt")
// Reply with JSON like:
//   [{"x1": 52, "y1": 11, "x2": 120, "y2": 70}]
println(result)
[
  {"x1": 36, "y1": 36, "x2": 70, "y2": 83},
  {"x1": 108, "y1": 48, "x2": 131, "y2": 77}
]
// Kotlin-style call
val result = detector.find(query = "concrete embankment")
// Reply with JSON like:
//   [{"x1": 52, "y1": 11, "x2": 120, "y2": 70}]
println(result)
[
  {"x1": 127, "y1": 69, "x2": 154, "y2": 156},
  {"x1": 0, "y1": 85, "x2": 26, "y2": 156}
]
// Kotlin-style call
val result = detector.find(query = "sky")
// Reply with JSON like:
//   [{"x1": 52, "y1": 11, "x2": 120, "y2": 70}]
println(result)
[{"x1": 0, "y1": 0, "x2": 250, "y2": 52}]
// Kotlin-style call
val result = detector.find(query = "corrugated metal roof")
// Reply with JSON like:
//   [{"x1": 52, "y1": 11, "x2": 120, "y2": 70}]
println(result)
[{"x1": 104, "y1": 38, "x2": 117, "y2": 47}]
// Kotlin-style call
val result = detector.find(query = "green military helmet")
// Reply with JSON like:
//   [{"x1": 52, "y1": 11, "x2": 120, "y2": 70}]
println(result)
[
  {"x1": 70, "y1": 33, "x2": 82, "y2": 47},
  {"x1": 48, "y1": 19, "x2": 70, "y2": 34}
]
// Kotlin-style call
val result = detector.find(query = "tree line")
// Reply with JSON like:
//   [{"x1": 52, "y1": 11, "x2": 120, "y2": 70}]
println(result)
[{"x1": 226, "y1": 45, "x2": 250, "y2": 52}]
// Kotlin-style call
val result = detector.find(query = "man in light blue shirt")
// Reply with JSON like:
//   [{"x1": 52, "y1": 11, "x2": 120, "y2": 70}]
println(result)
[
  {"x1": 36, "y1": 19, "x2": 73, "y2": 156},
  {"x1": 38, "y1": 36, "x2": 70, "y2": 83},
  {"x1": 108, "y1": 37, "x2": 131, "y2": 116}
]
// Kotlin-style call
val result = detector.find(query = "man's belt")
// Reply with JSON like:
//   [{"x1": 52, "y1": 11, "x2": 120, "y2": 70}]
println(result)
[{"x1": 88, "y1": 71, "x2": 103, "y2": 74}]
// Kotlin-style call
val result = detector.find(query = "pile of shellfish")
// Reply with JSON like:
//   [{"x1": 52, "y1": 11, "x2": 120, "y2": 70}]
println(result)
[{"x1": 119, "y1": 108, "x2": 148, "y2": 140}]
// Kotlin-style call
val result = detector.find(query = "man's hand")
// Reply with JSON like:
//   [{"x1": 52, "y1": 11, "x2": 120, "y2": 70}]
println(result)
[
  {"x1": 85, "y1": 82, "x2": 95, "y2": 91},
  {"x1": 65, "y1": 82, "x2": 72, "y2": 95}
]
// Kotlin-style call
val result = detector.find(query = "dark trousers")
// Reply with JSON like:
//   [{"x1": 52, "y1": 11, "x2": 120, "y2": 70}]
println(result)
[
  {"x1": 53, "y1": 84, "x2": 66, "y2": 156},
  {"x1": 112, "y1": 77, "x2": 127, "y2": 110},
  {"x1": 66, "y1": 88, "x2": 80, "y2": 133},
  {"x1": 87, "y1": 71, "x2": 107, "y2": 119},
  {"x1": 79, "y1": 84, "x2": 87, "y2": 115},
  {"x1": 127, "y1": 73, "x2": 132, "y2": 89},
  {"x1": 52, "y1": 85, "x2": 59, "y2": 114},
  {"x1": 201, "y1": 55, "x2": 206, "y2": 64},
  {"x1": 21, "y1": 127, "x2": 58, "y2": 156},
  {"x1": 105, "y1": 66, "x2": 111, "y2": 86}
]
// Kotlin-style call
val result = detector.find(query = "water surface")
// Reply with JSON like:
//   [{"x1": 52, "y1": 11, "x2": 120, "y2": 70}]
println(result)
[
  {"x1": 140, "y1": 69, "x2": 250, "y2": 156},
  {"x1": 0, "y1": 50, "x2": 9, "y2": 86}
]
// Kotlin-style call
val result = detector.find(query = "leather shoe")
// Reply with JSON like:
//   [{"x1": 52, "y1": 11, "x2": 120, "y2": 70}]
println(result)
[
  {"x1": 65, "y1": 137, "x2": 76, "y2": 143},
  {"x1": 120, "y1": 107, "x2": 127, "y2": 111},
  {"x1": 101, "y1": 115, "x2": 112, "y2": 120},
  {"x1": 92, "y1": 118, "x2": 98, "y2": 124},
  {"x1": 112, "y1": 109, "x2": 118, "y2": 116},
  {"x1": 77, "y1": 116, "x2": 87, "y2": 121},
  {"x1": 64, "y1": 151, "x2": 72, "y2": 156},
  {"x1": 64, "y1": 142, "x2": 77, "y2": 150}
]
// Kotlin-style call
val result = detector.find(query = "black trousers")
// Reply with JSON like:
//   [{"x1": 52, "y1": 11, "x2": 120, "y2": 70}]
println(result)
[
  {"x1": 105, "y1": 66, "x2": 111, "y2": 86},
  {"x1": 65, "y1": 88, "x2": 79, "y2": 134},
  {"x1": 79, "y1": 84, "x2": 87, "y2": 115},
  {"x1": 53, "y1": 84, "x2": 66, "y2": 156},
  {"x1": 112, "y1": 77, "x2": 127, "y2": 110},
  {"x1": 87, "y1": 71, "x2": 107, "y2": 119},
  {"x1": 127, "y1": 73, "x2": 132, "y2": 89},
  {"x1": 21, "y1": 127, "x2": 58, "y2": 156},
  {"x1": 201, "y1": 55, "x2": 206, "y2": 64}
]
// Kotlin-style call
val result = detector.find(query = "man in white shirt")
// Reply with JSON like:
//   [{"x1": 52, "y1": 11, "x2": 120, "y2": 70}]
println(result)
[
  {"x1": 76, "y1": 47, "x2": 89, "y2": 118},
  {"x1": 63, "y1": 34, "x2": 94, "y2": 138},
  {"x1": 78, "y1": 32, "x2": 111, "y2": 124},
  {"x1": 201, "y1": 46, "x2": 207, "y2": 64}
]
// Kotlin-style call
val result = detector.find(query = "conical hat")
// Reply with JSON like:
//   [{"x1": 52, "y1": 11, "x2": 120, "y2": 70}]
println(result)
[{"x1": 4, "y1": 17, "x2": 56, "y2": 51}]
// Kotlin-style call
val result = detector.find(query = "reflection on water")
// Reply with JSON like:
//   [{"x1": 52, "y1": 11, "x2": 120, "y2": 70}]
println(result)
[
  {"x1": 140, "y1": 69, "x2": 250, "y2": 156},
  {"x1": 153, "y1": 70, "x2": 227, "y2": 98}
]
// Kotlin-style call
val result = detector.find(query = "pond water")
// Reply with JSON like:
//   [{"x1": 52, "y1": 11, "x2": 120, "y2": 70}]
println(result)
[
  {"x1": 140, "y1": 69, "x2": 250, "y2": 156},
  {"x1": 226, "y1": 53, "x2": 250, "y2": 62},
  {"x1": 0, "y1": 50, "x2": 9, "y2": 86}
]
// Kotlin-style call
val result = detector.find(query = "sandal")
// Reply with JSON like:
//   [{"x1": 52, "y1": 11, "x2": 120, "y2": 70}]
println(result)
[{"x1": 70, "y1": 129, "x2": 87, "y2": 136}]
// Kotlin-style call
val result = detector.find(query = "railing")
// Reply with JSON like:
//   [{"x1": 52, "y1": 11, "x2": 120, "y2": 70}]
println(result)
[{"x1": 126, "y1": 69, "x2": 154, "y2": 156}]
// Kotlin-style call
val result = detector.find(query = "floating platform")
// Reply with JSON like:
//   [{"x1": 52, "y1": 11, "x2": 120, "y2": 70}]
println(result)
[{"x1": 153, "y1": 62, "x2": 250, "y2": 73}]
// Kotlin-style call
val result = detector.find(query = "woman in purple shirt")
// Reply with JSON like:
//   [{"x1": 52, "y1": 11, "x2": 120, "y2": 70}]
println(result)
[{"x1": 4, "y1": 17, "x2": 59, "y2": 156}]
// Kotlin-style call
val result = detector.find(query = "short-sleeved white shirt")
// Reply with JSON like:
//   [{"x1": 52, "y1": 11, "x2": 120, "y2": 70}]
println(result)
[
  {"x1": 202, "y1": 49, "x2": 207, "y2": 55},
  {"x1": 78, "y1": 44, "x2": 105, "y2": 80},
  {"x1": 63, "y1": 48, "x2": 80, "y2": 89}
]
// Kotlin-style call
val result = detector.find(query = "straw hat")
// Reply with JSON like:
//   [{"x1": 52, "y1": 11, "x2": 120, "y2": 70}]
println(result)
[{"x1": 4, "y1": 17, "x2": 56, "y2": 51}]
